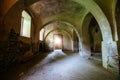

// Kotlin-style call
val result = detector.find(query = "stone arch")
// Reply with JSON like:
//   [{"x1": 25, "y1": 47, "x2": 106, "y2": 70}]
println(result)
[
  {"x1": 41, "y1": 21, "x2": 80, "y2": 43},
  {"x1": 70, "y1": 0, "x2": 119, "y2": 72},
  {"x1": 72, "y1": 0, "x2": 112, "y2": 41},
  {"x1": 40, "y1": 20, "x2": 81, "y2": 53},
  {"x1": 111, "y1": 0, "x2": 118, "y2": 41},
  {"x1": 5, "y1": 0, "x2": 113, "y2": 46},
  {"x1": 83, "y1": 12, "x2": 118, "y2": 72},
  {"x1": 82, "y1": 13, "x2": 103, "y2": 56},
  {"x1": 44, "y1": 29, "x2": 72, "y2": 41},
  {"x1": 4, "y1": 0, "x2": 116, "y2": 41}
]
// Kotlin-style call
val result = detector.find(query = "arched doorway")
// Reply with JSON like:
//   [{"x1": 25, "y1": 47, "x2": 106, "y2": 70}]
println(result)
[
  {"x1": 39, "y1": 21, "x2": 80, "y2": 52},
  {"x1": 89, "y1": 17, "x2": 102, "y2": 60}
]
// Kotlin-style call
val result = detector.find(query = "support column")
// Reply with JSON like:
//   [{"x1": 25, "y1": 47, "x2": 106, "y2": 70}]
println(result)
[
  {"x1": 102, "y1": 41, "x2": 119, "y2": 73},
  {"x1": 72, "y1": 40, "x2": 74, "y2": 52},
  {"x1": 79, "y1": 42, "x2": 91, "y2": 57}
]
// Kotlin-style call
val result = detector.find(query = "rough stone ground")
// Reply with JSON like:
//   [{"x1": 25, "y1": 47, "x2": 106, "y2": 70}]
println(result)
[{"x1": 0, "y1": 50, "x2": 119, "y2": 80}]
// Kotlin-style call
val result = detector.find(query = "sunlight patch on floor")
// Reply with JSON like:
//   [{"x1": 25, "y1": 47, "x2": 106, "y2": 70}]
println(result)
[{"x1": 39, "y1": 50, "x2": 67, "y2": 65}]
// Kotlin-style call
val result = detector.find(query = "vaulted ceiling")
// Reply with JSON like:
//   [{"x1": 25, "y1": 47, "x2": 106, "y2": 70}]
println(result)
[
  {"x1": 29, "y1": 0, "x2": 84, "y2": 18},
  {"x1": 0, "y1": 0, "x2": 118, "y2": 22}
]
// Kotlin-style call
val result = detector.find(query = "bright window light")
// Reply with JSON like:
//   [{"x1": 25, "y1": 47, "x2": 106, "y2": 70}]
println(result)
[
  {"x1": 20, "y1": 10, "x2": 31, "y2": 38},
  {"x1": 54, "y1": 36, "x2": 62, "y2": 45}
]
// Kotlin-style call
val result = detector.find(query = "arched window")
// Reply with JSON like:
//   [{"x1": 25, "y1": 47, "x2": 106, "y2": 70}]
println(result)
[
  {"x1": 20, "y1": 10, "x2": 31, "y2": 38},
  {"x1": 39, "y1": 28, "x2": 45, "y2": 41}
]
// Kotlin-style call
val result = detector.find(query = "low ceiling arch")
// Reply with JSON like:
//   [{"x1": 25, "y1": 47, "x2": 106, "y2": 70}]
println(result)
[{"x1": 44, "y1": 28, "x2": 73, "y2": 41}]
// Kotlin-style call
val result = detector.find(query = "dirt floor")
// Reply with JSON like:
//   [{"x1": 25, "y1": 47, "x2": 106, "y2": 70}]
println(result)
[{"x1": 0, "y1": 50, "x2": 119, "y2": 80}]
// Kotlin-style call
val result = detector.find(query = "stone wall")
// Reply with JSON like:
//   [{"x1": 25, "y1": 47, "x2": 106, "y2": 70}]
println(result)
[{"x1": 0, "y1": 29, "x2": 33, "y2": 72}]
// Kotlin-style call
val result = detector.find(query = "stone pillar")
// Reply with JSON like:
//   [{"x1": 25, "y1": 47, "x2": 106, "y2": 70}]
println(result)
[
  {"x1": 79, "y1": 42, "x2": 91, "y2": 57},
  {"x1": 102, "y1": 41, "x2": 119, "y2": 73},
  {"x1": 72, "y1": 40, "x2": 74, "y2": 52}
]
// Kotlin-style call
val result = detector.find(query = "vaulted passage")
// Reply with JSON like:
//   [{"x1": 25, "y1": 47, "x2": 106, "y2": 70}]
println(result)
[{"x1": 0, "y1": 0, "x2": 120, "y2": 80}]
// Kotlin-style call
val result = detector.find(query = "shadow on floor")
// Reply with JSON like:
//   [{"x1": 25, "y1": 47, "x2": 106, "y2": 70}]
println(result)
[{"x1": 0, "y1": 50, "x2": 70, "y2": 80}]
